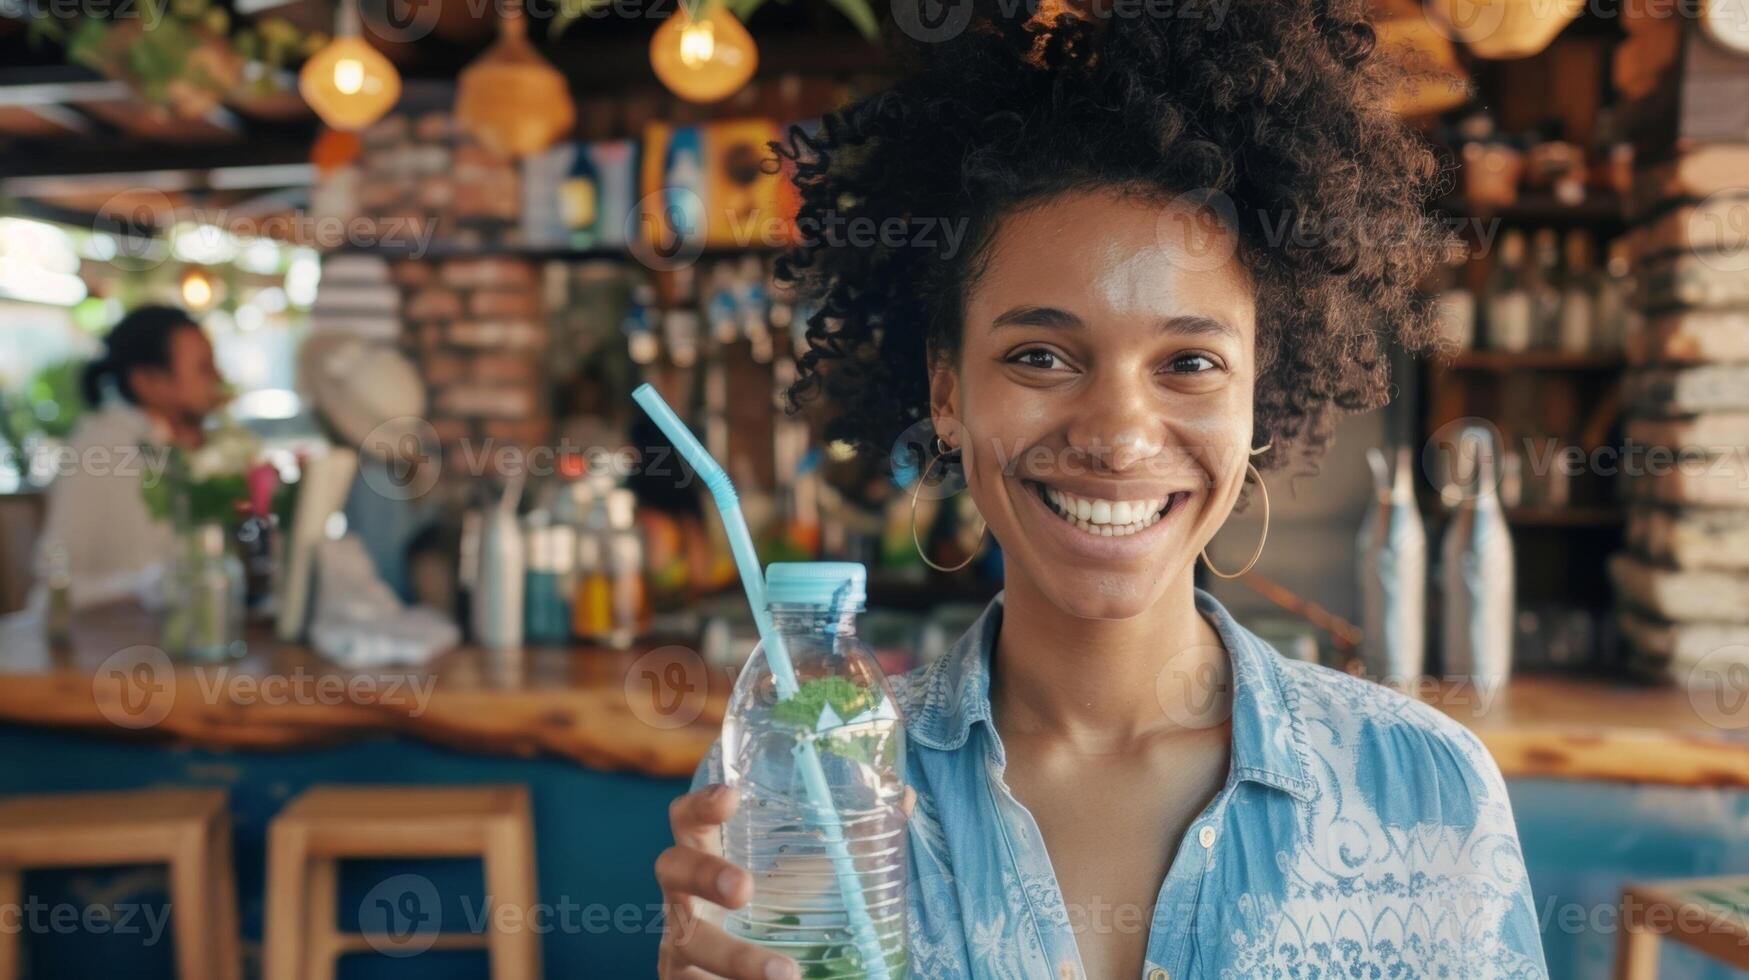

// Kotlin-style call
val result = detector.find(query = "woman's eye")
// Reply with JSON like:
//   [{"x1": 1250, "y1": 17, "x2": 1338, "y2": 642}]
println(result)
[
  {"x1": 1167, "y1": 353, "x2": 1219, "y2": 374},
  {"x1": 1010, "y1": 348, "x2": 1063, "y2": 371}
]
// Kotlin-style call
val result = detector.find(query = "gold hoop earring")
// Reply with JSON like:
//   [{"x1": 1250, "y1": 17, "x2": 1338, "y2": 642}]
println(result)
[
  {"x1": 1200, "y1": 461, "x2": 1269, "y2": 580},
  {"x1": 910, "y1": 443, "x2": 988, "y2": 573}
]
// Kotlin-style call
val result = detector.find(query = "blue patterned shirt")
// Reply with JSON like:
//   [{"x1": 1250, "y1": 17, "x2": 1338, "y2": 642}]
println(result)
[{"x1": 697, "y1": 589, "x2": 1548, "y2": 979}]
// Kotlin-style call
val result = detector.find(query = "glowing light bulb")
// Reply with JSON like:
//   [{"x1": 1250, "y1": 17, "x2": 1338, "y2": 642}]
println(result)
[
  {"x1": 180, "y1": 269, "x2": 215, "y2": 309},
  {"x1": 651, "y1": 4, "x2": 757, "y2": 104},
  {"x1": 678, "y1": 21, "x2": 716, "y2": 67},
  {"x1": 333, "y1": 58, "x2": 365, "y2": 95},
  {"x1": 299, "y1": 35, "x2": 401, "y2": 131}
]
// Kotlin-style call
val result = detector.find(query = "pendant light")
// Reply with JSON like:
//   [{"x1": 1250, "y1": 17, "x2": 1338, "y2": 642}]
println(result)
[
  {"x1": 1427, "y1": 0, "x2": 1585, "y2": 60},
  {"x1": 651, "y1": 0, "x2": 758, "y2": 104},
  {"x1": 1374, "y1": 0, "x2": 1468, "y2": 117},
  {"x1": 455, "y1": 0, "x2": 577, "y2": 157},
  {"x1": 299, "y1": 0, "x2": 402, "y2": 131}
]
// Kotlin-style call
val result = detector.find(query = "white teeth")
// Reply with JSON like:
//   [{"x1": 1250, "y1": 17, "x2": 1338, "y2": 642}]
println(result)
[{"x1": 1035, "y1": 484, "x2": 1177, "y2": 537}]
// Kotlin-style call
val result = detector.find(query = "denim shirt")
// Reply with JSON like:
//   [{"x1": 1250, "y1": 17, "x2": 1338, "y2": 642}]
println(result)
[{"x1": 697, "y1": 590, "x2": 1549, "y2": 979}]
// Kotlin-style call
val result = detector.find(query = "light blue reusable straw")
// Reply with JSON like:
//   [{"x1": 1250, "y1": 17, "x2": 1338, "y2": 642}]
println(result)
[{"x1": 632, "y1": 384, "x2": 892, "y2": 980}]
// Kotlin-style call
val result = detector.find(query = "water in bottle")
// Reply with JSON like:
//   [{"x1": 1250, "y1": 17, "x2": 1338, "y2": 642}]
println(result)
[{"x1": 722, "y1": 562, "x2": 908, "y2": 979}]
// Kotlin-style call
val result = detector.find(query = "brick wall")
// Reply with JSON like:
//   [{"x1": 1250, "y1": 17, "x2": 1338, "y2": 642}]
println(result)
[
  {"x1": 391, "y1": 256, "x2": 550, "y2": 484},
  {"x1": 322, "y1": 107, "x2": 551, "y2": 494}
]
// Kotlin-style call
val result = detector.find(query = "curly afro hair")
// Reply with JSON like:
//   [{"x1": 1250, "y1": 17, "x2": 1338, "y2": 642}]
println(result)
[{"x1": 775, "y1": 0, "x2": 1452, "y2": 476}]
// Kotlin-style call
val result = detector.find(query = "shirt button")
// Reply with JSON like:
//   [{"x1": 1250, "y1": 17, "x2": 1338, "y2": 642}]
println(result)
[
  {"x1": 1148, "y1": 968, "x2": 1169, "y2": 980},
  {"x1": 1198, "y1": 825, "x2": 1216, "y2": 848}
]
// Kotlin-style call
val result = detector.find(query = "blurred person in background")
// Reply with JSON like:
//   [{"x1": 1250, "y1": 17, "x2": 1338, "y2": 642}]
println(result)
[{"x1": 38, "y1": 305, "x2": 227, "y2": 609}]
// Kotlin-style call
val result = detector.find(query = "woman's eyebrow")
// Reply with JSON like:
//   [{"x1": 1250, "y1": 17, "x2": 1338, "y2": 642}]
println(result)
[
  {"x1": 991, "y1": 307, "x2": 1238, "y2": 340},
  {"x1": 1161, "y1": 314, "x2": 1240, "y2": 340},
  {"x1": 990, "y1": 306, "x2": 1082, "y2": 331}
]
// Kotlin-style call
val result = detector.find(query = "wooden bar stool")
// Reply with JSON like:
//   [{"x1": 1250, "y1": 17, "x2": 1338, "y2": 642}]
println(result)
[
  {"x1": 263, "y1": 785, "x2": 540, "y2": 980},
  {"x1": 1615, "y1": 875, "x2": 1749, "y2": 979},
  {"x1": 0, "y1": 787, "x2": 240, "y2": 980}
]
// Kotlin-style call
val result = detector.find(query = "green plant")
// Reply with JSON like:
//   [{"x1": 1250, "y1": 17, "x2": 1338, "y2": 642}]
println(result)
[
  {"x1": 139, "y1": 418, "x2": 263, "y2": 528},
  {"x1": 770, "y1": 675, "x2": 879, "y2": 729},
  {"x1": 28, "y1": 0, "x2": 324, "y2": 113},
  {"x1": 0, "y1": 360, "x2": 89, "y2": 482}
]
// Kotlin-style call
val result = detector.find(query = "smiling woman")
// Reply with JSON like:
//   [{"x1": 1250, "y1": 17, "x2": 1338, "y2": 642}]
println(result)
[{"x1": 654, "y1": 3, "x2": 1549, "y2": 980}]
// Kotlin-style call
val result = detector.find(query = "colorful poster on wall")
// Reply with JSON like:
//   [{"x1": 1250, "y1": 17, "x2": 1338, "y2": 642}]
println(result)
[
  {"x1": 573, "y1": 140, "x2": 638, "y2": 248},
  {"x1": 639, "y1": 122, "x2": 709, "y2": 256},
  {"x1": 522, "y1": 140, "x2": 639, "y2": 250},
  {"x1": 701, "y1": 118, "x2": 790, "y2": 248},
  {"x1": 641, "y1": 119, "x2": 796, "y2": 252}
]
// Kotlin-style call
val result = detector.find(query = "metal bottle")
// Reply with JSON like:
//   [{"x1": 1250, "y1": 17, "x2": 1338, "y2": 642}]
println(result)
[
  {"x1": 472, "y1": 473, "x2": 526, "y2": 651},
  {"x1": 1357, "y1": 445, "x2": 1427, "y2": 682},
  {"x1": 1440, "y1": 427, "x2": 1515, "y2": 691}
]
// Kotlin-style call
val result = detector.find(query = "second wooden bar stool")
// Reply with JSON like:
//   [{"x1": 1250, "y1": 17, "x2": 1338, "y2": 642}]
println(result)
[{"x1": 263, "y1": 785, "x2": 540, "y2": 980}]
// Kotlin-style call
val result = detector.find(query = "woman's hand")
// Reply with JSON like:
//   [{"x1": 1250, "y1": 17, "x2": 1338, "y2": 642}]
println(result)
[{"x1": 656, "y1": 783, "x2": 799, "y2": 980}]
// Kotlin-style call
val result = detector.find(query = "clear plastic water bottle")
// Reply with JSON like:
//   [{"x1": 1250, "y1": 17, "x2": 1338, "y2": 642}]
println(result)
[{"x1": 722, "y1": 562, "x2": 908, "y2": 979}]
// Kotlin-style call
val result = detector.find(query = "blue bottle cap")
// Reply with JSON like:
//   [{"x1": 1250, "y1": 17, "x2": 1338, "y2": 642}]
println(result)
[{"x1": 765, "y1": 562, "x2": 867, "y2": 611}]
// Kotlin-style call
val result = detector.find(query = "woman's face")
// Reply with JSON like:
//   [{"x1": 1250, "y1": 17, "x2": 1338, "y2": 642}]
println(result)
[
  {"x1": 129, "y1": 326, "x2": 225, "y2": 423},
  {"x1": 930, "y1": 188, "x2": 1258, "y2": 621}
]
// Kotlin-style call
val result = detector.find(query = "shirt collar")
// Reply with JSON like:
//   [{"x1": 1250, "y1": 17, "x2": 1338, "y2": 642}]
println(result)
[{"x1": 907, "y1": 588, "x2": 1316, "y2": 802}]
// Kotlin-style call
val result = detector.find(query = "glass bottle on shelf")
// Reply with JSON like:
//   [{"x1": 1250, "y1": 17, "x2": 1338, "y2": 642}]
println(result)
[
  {"x1": 1593, "y1": 238, "x2": 1634, "y2": 352},
  {"x1": 523, "y1": 515, "x2": 575, "y2": 646},
  {"x1": 1434, "y1": 258, "x2": 1476, "y2": 350},
  {"x1": 1439, "y1": 426, "x2": 1515, "y2": 692},
  {"x1": 1483, "y1": 230, "x2": 1533, "y2": 352},
  {"x1": 604, "y1": 488, "x2": 649, "y2": 650},
  {"x1": 1527, "y1": 228, "x2": 1562, "y2": 349},
  {"x1": 1557, "y1": 230, "x2": 1595, "y2": 353}
]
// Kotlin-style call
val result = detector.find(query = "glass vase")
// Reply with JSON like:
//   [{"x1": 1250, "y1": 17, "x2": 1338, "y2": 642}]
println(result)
[{"x1": 161, "y1": 522, "x2": 246, "y2": 662}]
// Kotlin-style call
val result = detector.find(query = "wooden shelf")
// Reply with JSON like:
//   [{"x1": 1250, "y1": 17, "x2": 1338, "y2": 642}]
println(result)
[
  {"x1": 1502, "y1": 505, "x2": 1623, "y2": 528},
  {"x1": 1424, "y1": 502, "x2": 1623, "y2": 529},
  {"x1": 1439, "y1": 349, "x2": 1627, "y2": 372},
  {"x1": 332, "y1": 243, "x2": 782, "y2": 262},
  {"x1": 1434, "y1": 192, "x2": 1629, "y2": 227}
]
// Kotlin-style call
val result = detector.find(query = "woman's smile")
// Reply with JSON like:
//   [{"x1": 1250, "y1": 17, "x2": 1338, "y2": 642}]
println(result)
[{"x1": 1014, "y1": 473, "x2": 1198, "y2": 558}]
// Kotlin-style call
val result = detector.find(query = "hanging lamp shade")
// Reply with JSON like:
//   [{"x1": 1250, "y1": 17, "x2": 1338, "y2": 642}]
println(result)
[
  {"x1": 1375, "y1": 12, "x2": 1469, "y2": 116},
  {"x1": 1426, "y1": 0, "x2": 1585, "y2": 60},
  {"x1": 650, "y1": 3, "x2": 758, "y2": 104},
  {"x1": 299, "y1": 1, "x2": 401, "y2": 132},
  {"x1": 455, "y1": 1, "x2": 576, "y2": 157}
]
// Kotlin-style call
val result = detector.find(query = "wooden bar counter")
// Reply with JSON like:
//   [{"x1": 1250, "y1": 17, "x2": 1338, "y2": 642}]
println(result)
[
  {"x1": 0, "y1": 602, "x2": 729, "y2": 779},
  {"x1": 1, "y1": 602, "x2": 1745, "y2": 787}
]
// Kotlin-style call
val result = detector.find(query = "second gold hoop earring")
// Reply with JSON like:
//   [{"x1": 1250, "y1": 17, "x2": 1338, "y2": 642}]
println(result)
[
  {"x1": 910, "y1": 440, "x2": 988, "y2": 573},
  {"x1": 1199, "y1": 461, "x2": 1270, "y2": 580}
]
